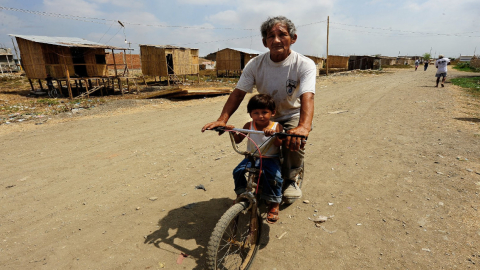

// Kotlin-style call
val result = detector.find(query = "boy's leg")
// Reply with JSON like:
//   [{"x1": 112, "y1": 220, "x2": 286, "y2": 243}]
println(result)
[
  {"x1": 260, "y1": 159, "x2": 282, "y2": 224},
  {"x1": 259, "y1": 158, "x2": 283, "y2": 204},
  {"x1": 232, "y1": 158, "x2": 250, "y2": 196}
]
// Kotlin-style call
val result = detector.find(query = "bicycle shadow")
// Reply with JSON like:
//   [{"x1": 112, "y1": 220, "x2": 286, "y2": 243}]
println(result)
[{"x1": 144, "y1": 197, "x2": 271, "y2": 269}]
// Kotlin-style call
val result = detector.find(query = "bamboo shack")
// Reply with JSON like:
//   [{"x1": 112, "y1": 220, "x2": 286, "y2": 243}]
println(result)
[
  {"x1": 376, "y1": 56, "x2": 396, "y2": 66},
  {"x1": 10, "y1": 34, "x2": 131, "y2": 99},
  {"x1": 0, "y1": 48, "x2": 17, "y2": 73},
  {"x1": 215, "y1": 48, "x2": 263, "y2": 76},
  {"x1": 139, "y1": 45, "x2": 199, "y2": 85},
  {"x1": 348, "y1": 55, "x2": 376, "y2": 70},
  {"x1": 321, "y1": 55, "x2": 349, "y2": 74},
  {"x1": 305, "y1": 55, "x2": 324, "y2": 76}
]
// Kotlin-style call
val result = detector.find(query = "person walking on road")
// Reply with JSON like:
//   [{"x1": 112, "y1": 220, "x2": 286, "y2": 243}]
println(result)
[
  {"x1": 424, "y1": 59, "x2": 429, "y2": 71},
  {"x1": 415, "y1": 59, "x2": 419, "y2": 71},
  {"x1": 435, "y1": 54, "x2": 450, "y2": 87}
]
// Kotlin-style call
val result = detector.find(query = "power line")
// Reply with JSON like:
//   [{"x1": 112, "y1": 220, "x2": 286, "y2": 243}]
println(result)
[
  {"x1": 0, "y1": 6, "x2": 254, "y2": 30},
  {"x1": 330, "y1": 21, "x2": 480, "y2": 38}
]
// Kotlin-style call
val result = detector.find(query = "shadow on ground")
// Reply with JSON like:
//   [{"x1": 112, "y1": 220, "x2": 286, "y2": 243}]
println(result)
[
  {"x1": 455, "y1": 117, "x2": 480, "y2": 123},
  {"x1": 144, "y1": 198, "x2": 271, "y2": 269}
]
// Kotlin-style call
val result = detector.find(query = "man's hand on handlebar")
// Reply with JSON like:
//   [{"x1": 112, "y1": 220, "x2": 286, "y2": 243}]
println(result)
[
  {"x1": 201, "y1": 120, "x2": 227, "y2": 135},
  {"x1": 285, "y1": 125, "x2": 310, "y2": 151}
]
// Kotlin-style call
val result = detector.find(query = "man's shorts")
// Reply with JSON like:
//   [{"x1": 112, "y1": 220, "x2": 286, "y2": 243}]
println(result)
[{"x1": 435, "y1": 72, "x2": 447, "y2": 78}]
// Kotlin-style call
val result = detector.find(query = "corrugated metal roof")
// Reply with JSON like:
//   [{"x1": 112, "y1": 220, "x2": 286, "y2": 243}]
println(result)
[
  {"x1": 139, "y1": 44, "x2": 198, "y2": 50},
  {"x1": 9, "y1": 34, "x2": 129, "y2": 50},
  {"x1": 226, "y1": 48, "x2": 265, "y2": 55}
]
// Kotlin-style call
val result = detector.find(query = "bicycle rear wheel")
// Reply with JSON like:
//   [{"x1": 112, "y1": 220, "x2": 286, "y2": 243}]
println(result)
[{"x1": 206, "y1": 201, "x2": 261, "y2": 270}]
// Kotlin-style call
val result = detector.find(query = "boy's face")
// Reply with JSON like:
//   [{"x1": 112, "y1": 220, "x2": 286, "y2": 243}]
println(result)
[{"x1": 250, "y1": 108, "x2": 275, "y2": 126}]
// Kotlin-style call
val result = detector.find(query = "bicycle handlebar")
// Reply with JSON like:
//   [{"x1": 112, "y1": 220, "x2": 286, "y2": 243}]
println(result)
[{"x1": 211, "y1": 126, "x2": 307, "y2": 140}]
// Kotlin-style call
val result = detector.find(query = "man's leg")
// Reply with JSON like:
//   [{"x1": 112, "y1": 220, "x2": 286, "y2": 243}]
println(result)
[
  {"x1": 279, "y1": 116, "x2": 306, "y2": 200},
  {"x1": 436, "y1": 76, "x2": 440, "y2": 87}
]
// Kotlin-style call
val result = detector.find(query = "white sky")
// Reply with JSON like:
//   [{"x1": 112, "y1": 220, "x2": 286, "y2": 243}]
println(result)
[{"x1": 0, "y1": 0, "x2": 479, "y2": 58}]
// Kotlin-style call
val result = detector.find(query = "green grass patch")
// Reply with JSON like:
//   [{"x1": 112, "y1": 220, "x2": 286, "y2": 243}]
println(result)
[
  {"x1": 451, "y1": 77, "x2": 480, "y2": 94},
  {"x1": 36, "y1": 99, "x2": 60, "y2": 106},
  {"x1": 453, "y1": 62, "x2": 480, "y2": 72}
]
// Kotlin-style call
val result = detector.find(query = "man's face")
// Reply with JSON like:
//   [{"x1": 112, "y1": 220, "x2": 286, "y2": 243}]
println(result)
[{"x1": 263, "y1": 23, "x2": 297, "y2": 57}]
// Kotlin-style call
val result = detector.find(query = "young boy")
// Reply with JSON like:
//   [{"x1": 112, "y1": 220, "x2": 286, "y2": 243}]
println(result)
[{"x1": 225, "y1": 94, "x2": 284, "y2": 224}]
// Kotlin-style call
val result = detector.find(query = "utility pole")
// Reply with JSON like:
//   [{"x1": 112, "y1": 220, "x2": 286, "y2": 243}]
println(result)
[{"x1": 326, "y1": 16, "x2": 329, "y2": 76}]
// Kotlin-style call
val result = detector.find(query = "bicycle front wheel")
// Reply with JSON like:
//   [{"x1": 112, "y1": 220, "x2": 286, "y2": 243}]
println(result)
[{"x1": 206, "y1": 201, "x2": 261, "y2": 270}]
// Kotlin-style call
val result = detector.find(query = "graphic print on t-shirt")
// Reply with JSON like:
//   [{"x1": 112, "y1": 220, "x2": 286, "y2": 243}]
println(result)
[{"x1": 286, "y1": 79, "x2": 297, "y2": 96}]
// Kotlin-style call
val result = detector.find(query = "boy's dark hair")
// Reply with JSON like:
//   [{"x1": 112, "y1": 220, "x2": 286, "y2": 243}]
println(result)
[{"x1": 247, "y1": 94, "x2": 276, "y2": 113}]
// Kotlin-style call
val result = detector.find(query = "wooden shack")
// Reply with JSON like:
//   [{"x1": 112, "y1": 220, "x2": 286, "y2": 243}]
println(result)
[
  {"x1": 215, "y1": 48, "x2": 263, "y2": 76},
  {"x1": 348, "y1": 55, "x2": 376, "y2": 70},
  {"x1": 0, "y1": 48, "x2": 16, "y2": 73},
  {"x1": 377, "y1": 56, "x2": 396, "y2": 66},
  {"x1": 140, "y1": 45, "x2": 199, "y2": 85},
  {"x1": 305, "y1": 55, "x2": 324, "y2": 75},
  {"x1": 326, "y1": 55, "x2": 349, "y2": 69},
  {"x1": 10, "y1": 34, "x2": 130, "y2": 98},
  {"x1": 321, "y1": 55, "x2": 349, "y2": 74}
]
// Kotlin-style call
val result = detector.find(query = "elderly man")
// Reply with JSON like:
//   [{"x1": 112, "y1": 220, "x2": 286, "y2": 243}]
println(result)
[{"x1": 202, "y1": 16, "x2": 316, "y2": 203}]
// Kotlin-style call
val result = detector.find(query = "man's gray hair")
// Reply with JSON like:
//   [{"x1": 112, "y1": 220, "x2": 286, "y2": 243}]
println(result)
[{"x1": 260, "y1": 16, "x2": 296, "y2": 39}]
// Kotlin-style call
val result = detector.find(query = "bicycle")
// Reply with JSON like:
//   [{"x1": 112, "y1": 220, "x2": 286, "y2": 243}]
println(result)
[{"x1": 205, "y1": 127, "x2": 306, "y2": 270}]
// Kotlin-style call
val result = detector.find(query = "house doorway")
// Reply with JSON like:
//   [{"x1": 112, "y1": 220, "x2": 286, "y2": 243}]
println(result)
[{"x1": 166, "y1": 54, "x2": 174, "y2": 74}]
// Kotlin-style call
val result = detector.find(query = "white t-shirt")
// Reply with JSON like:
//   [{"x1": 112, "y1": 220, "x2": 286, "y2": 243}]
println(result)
[
  {"x1": 236, "y1": 50, "x2": 316, "y2": 122},
  {"x1": 435, "y1": 58, "x2": 450, "y2": 73}
]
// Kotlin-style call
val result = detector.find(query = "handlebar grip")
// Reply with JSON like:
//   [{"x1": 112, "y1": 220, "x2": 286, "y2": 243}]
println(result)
[
  {"x1": 211, "y1": 126, "x2": 226, "y2": 132},
  {"x1": 275, "y1": 132, "x2": 307, "y2": 140}
]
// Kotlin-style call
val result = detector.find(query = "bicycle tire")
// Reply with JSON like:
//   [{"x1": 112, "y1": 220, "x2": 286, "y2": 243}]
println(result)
[{"x1": 206, "y1": 201, "x2": 261, "y2": 270}]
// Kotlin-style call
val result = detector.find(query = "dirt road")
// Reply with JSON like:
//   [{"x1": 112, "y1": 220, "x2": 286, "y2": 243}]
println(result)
[{"x1": 1, "y1": 67, "x2": 479, "y2": 269}]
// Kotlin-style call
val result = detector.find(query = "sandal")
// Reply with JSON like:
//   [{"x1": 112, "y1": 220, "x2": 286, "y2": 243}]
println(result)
[{"x1": 266, "y1": 204, "x2": 280, "y2": 224}]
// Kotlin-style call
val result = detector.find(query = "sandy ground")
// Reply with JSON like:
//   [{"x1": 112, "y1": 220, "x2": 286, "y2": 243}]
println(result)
[{"x1": 1, "y1": 67, "x2": 480, "y2": 270}]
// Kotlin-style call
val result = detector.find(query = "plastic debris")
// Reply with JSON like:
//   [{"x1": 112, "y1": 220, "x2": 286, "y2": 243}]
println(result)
[
  {"x1": 277, "y1": 232, "x2": 287, "y2": 239},
  {"x1": 195, "y1": 184, "x2": 206, "y2": 191}
]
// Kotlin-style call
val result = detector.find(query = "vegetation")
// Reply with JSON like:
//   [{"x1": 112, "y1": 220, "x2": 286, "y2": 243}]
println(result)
[
  {"x1": 453, "y1": 62, "x2": 480, "y2": 72},
  {"x1": 451, "y1": 76, "x2": 480, "y2": 97},
  {"x1": 423, "y1": 53, "x2": 431, "y2": 61}
]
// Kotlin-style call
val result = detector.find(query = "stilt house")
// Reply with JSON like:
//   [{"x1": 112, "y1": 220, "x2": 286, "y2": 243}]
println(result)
[
  {"x1": 0, "y1": 48, "x2": 16, "y2": 73},
  {"x1": 139, "y1": 45, "x2": 199, "y2": 84},
  {"x1": 10, "y1": 34, "x2": 130, "y2": 98}
]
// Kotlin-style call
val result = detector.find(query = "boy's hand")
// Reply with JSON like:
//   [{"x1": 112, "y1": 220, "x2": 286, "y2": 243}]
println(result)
[
  {"x1": 263, "y1": 128, "x2": 275, "y2": 137},
  {"x1": 225, "y1": 125, "x2": 235, "y2": 130}
]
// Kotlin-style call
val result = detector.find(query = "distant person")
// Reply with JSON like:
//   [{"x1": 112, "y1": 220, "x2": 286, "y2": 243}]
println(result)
[
  {"x1": 435, "y1": 55, "x2": 450, "y2": 87},
  {"x1": 226, "y1": 94, "x2": 284, "y2": 224},
  {"x1": 415, "y1": 59, "x2": 419, "y2": 71},
  {"x1": 424, "y1": 59, "x2": 429, "y2": 71}
]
